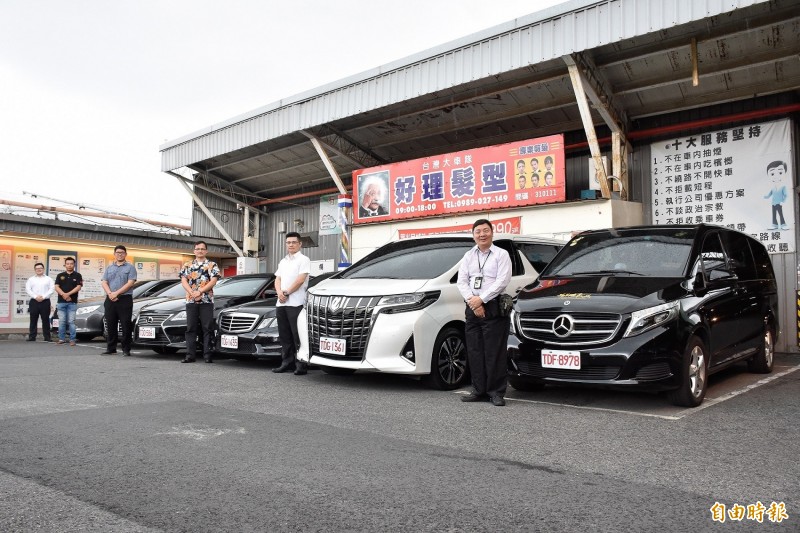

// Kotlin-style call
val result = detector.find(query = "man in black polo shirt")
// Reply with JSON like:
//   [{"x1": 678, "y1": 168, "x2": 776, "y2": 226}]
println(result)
[{"x1": 55, "y1": 257, "x2": 84, "y2": 346}]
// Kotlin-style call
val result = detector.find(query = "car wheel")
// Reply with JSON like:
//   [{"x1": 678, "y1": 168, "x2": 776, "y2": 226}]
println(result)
[
  {"x1": 509, "y1": 376, "x2": 545, "y2": 392},
  {"x1": 424, "y1": 327, "x2": 469, "y2": 391},
  {"x1": 153, "y1": 347, "x2": 179, "y2": 355},
  {"x1": 747, "y1": 325, "x2": 774, "y2": 374},
  {"x1": 667, "y1": 336, "x2": 708, "y2": 407},
  {"x1": 320, "y1": 366, "x2": 356, "y2": 375}
]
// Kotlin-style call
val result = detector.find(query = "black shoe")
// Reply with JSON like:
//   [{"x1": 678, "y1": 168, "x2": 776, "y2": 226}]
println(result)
[
  {"x1": 123, "y1": 351, "x2": 131, "y2": 357},
  {"x1": 180, "y1": 358, "x2": 196, "y2": 363},
  {"x1": 490, "y1": 396, "x2": 506, "y2": 407},
  {"x1": 43, "y1": 338, "x2": 52, "y2": 342},
  {"x1": 293, "y1": 363, "x2": 307, "y2": 375},
  {"x1": 26, "y1": 337, "x2": 36, "y2": 342},
  {"x1": 204, "y1": 359, "x2": 213, "y2": 363},
  {"x1": 272, "y1": 364, "x2": 292, "y2": 373},
  {"x1": 461, "y1": 392, "x2": 486, "y2": 402},
  {"x1": 101, "y1": 350, "x2": 117, "y2": 355}
]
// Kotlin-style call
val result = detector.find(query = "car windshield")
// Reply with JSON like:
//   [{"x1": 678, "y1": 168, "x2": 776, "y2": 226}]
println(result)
[
  {"x1": 542, "y1": 227, "x2": 696, "y2": 278},
  {"x1": 213, "y1": 277, "x2": 270, "y2": 296},
  {"x1": 341, "y1": 239, "x2": 474, "y2": 280}
]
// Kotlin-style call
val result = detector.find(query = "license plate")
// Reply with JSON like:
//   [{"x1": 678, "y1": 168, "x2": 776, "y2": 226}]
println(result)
[
  {"x1": 221, "y1": 334, "x2": 239, "y2": 349},
  {"x1": 319, "y1": 336, "x2": 346, "y2": 356},
  {"x1": 541, "y1": 349, "x2": 581, "y2": 370},
  {"x1": 139, "y1": 326, "x2": 156, "y2": 339}
]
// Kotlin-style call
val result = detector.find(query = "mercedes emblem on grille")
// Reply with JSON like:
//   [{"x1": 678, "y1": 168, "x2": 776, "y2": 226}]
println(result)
[
  {"x1": 329, "y1": 296, "x2": 344, "y2": 312},
  {"x1": 552, "y1": 314, "x2": 574, "y2": 337},
  {"x1": 146, "y1": 317, "x2": 153, "y2": 323}
]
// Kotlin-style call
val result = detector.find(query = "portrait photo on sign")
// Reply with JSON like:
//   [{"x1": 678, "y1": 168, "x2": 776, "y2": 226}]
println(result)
[{"x1": 358, "y1": 170, "x2": 390, "y2": 218}]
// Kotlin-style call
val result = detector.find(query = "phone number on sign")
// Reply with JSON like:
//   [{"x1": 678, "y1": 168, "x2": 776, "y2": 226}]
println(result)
[{"x1": 443, "y1": 195, "x2": 509, "y2": 209}]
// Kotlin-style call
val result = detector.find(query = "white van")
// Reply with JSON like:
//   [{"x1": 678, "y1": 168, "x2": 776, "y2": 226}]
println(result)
[{"x1": 296, "y1": 235, "x2": 563, "y2": 389}]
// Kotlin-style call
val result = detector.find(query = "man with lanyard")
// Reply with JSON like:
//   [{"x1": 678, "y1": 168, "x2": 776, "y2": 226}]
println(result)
[
  {"x1": 101, "y1": 245, "x2": 137, "y2": 356},
  {"x1": 54, "y1": 257, "x2": 83, "y2": 346},
  {"x1": 273, "y1": 231, "x2": 311, "y2": 375},
  {"x1": 179, "y1": 240, "x2": 220, "y2": 363},
  {"x1": 25, "y1": 262, "x2": 54, "y2": 342},
  {"x1": 456, "y1": 219, "x2": 512, "y2": 406}
]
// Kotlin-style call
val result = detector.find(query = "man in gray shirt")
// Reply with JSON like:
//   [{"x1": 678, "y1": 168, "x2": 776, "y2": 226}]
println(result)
[{"x1": 100, "y1": 245, "x2": 137, "y2": 356}]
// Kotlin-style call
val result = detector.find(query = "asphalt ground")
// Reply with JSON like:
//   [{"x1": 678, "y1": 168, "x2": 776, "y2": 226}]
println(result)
[{"x1": 1, "y1": 339, "x2": 798, "y2": 532}]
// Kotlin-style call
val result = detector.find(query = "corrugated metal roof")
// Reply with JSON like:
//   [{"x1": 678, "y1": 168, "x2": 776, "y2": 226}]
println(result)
[{"x1": 160, "y1": 0, "x2": 769, "y2": 171}]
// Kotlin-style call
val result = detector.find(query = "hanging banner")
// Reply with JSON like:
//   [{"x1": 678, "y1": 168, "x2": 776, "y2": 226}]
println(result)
[
  {"x1": 398, "y1": 216, "x2": 522, "y2": 239},
  {"x1": 134, "y1": 259, "x2": 158, "y2": 281},
  {"x1": 0, "y1": 247, "x2": 12, "y2": 323},
  {"x1": 651, "y1": 119, "x2": 795, "y2": 253},
  {"x1": 13, "y1": 249, "x2": 46, "y2": 317},
  {"x1": 159, "y1": 262, "x2": 182, "y2": 280},
  {"x1": 79, "y1": 257, "x2": 108, "y2": 299},
  {"x1": 319, "y1": 193, "x2": 341, "y2": 236},
  {"x1": 353, "y1": 134, "x2": 565, "y2": 224}
]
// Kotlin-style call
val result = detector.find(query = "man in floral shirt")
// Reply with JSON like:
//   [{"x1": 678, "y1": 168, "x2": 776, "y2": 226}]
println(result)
[{"x1": 179, "y1": 240, "x2": 221, "y2": 363}]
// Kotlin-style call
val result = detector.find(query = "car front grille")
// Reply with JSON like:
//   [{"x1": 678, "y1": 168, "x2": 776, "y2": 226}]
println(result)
[
  {"x1": 307, "y1": 294, "x2": 381, "y2": 361},
  {"x1": 518, "y1": 311, "x2": 622, "y2": 345},
  {"x1": 137, "y1": 313, "x2": 173, "y2": 327},
  {"x1": 219, "y1": 312, "x2": 260, "y2": 333}
]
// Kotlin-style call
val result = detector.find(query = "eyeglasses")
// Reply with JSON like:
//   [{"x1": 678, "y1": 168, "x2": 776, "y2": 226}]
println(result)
[
  {"x1": 473, "y1": 229, "x2": 492, "y2": 236},
  {"x1": 285, "y1": 241, "x2": 300, "y2": 245},
  {"x1": 114, "y1": 251, "x2": 126, "y2": 254}
]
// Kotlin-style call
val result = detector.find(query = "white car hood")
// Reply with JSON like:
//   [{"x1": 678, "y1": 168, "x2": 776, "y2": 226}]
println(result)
[{"x1": 309, "y1": 278, "x2": 430, "y2": 296}]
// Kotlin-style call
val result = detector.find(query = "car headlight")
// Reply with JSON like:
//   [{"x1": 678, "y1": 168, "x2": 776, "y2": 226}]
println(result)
[
  {"x1": 76, "y1": 305, "x2": 100, "y2": 315},
  {"x1": 131, "y1": 312, "x2": 139, "y2": 324},
  {"x1": 169, "y1": 311, "x2": 187, "y2": 322},
  {"x1": 257, "y1": 317, "x2": 277, "y2": 329},
  {"x1": 624, "y1": 301, "x2": 679, "y2": 337},
  {"x1": 509, "y1": 308, "x2": 518, "y2": 336},
  {"x1": 378, "y1": 291, "x2": 440, "y2": 314}
]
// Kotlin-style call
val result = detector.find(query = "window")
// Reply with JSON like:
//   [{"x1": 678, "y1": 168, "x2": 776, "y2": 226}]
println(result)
[
  {"x1": 720, "y1": 231, "x2": 757, "y2": 281},
  {"x1": 517, "y1": 242, "x2": 561, "y2": 273}
]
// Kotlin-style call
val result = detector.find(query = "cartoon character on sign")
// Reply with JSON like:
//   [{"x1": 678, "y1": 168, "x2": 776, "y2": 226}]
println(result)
[{"x1": 763, "y1": 161, "x2": 789, "y2": 230}]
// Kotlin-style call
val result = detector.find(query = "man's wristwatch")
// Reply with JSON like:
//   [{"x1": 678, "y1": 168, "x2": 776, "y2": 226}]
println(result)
[{"x1": 282, "y1": 290, "x2": 289, "y2": 296}]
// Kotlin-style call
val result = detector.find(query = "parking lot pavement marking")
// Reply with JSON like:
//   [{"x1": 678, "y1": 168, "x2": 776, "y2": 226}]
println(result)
[
  {"x1": 669, "y1": 364, "x2": 800, "y2": 419},
  {"x1": 503, "y1": 396, "x2": 684, "y2": 420},
  {"x1": 461, "y1": 363, "x2": 800, "y2": 421}
]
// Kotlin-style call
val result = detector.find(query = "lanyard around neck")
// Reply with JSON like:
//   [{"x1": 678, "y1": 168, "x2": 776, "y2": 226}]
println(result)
[{"x1": 477, "y1": 248, "x2": 492, "y2": 273}]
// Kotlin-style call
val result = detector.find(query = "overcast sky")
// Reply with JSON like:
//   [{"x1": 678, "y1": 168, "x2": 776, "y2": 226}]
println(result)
[{"x1": 0, "y1": 0, "x2": 564, "y2": 227}]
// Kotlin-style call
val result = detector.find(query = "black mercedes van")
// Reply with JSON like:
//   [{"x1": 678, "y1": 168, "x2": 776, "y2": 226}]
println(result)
[{"x1": 507, "y1": 224, "x2": 779, "y2": 407}]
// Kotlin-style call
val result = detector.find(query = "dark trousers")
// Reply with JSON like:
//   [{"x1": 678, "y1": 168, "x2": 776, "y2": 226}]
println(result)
[
  {"x1": 772, "y1": 204, "x2": 786, "y2": 226},
  {"x1": 185, "y1": 303, "x2": 214, "y2": 360},
  {"x1": 276, "y1": 305, "x2": 302, "y2": 368},
  {"x1": 28, "y1": 299, "x2": 51, "y2": 340},
  {"x1": 464, "y1": 299, "x2": 510, "y2": 397},
  {"x1": 105, "y1": 295, "x2": 133, "y2": 352}
]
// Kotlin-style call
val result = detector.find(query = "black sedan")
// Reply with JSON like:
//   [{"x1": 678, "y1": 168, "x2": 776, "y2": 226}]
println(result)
[
  {"x1": 213, "y1": 272, "x2": 334, "y2": 360},
  {"x1": 214, "y1": 298, "x2": 280, "y2": 359},
  {"x1": 55, "y1": 279, "x2": 180, "y2": 340},
  {"x1": 133, "y1": 274, "x2": 276, "y2": 354}
]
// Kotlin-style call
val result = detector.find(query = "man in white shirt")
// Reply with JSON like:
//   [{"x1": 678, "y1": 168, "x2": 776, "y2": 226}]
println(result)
[
  {"x1": 456, "y1": 219, "x2": 513, "y2": 406},
  {"x1": 25, "y1": 262, "x2": 54, "y2": 342},
  {"x1": 273, "y1": 232, "x2": 311, "y2": 375}
]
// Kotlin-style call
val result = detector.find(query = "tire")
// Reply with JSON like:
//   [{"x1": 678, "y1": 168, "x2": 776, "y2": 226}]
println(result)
[
  {"x1": 667, "y1": 336, "x2": 708, "y2": 407},
  {"x1": 320, "y1": 366, "x2": 356, "y2": 375},
  {"x1": 747, "y1": 326, "x2": 774, "y2": 374},
  {"x1": 509, "y1": 376, "x2": 545, "y2": 392},
  {"x1": 424, "y1": 327, "x2": 469, "y2": 390},
  {"x1": 153, "y1": 346, "x2": 179, "y2": 355}
]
